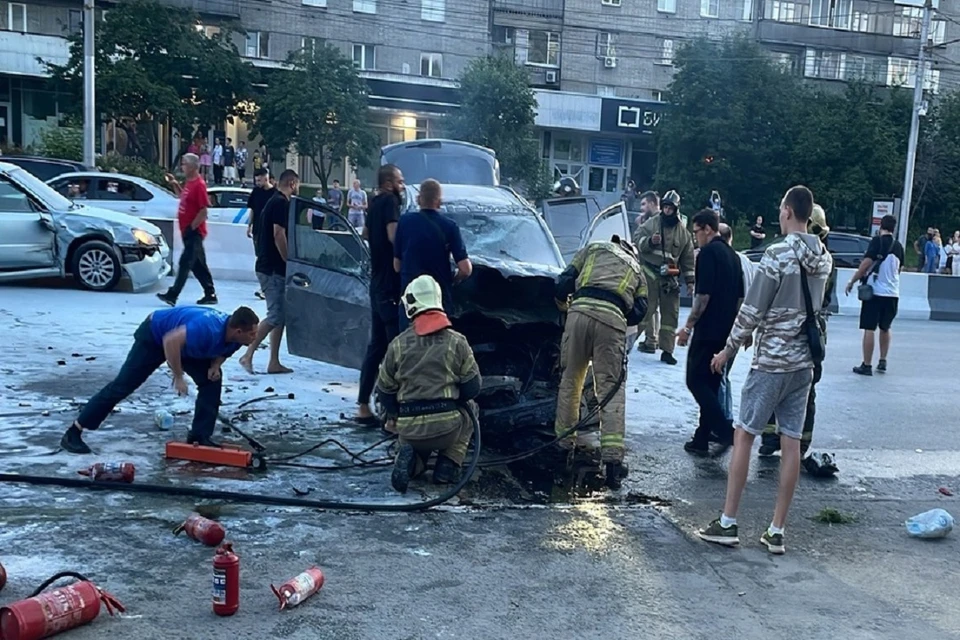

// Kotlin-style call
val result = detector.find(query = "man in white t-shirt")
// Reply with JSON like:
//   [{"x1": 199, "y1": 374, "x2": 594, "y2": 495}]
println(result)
[
  {"x1": 347, "y1": 179, "x2": 368, "y2": 230},
  {"x1": 845, "y1": 214, "x2": 904, "y2": 376}
]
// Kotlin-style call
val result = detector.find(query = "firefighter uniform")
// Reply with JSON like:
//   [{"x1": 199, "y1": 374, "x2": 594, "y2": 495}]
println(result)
[
  {"x1": 377, "y1": 275, "x2": 482, "y2": 493},
  {"x1": 633, "y1": 191, "x2": 695, "y2": 361},
  {"x1": 553, "y1": 236, "x2": 648, "y2": 488}
]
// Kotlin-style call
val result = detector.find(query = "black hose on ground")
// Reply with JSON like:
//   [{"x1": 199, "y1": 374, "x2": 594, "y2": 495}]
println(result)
[{"x1": 29, "y1": 571, "x2": 91, "y2": 597}]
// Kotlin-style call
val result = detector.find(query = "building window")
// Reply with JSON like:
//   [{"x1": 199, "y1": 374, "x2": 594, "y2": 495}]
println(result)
[
  {"x1": 302, "y1": 0, "x2": 327, "y2": 6},
  {"x1": 652, "y1": 90, "x2": 664, "y2": 101},
  {"x1": 701, "y1": 0, "x2": 720, "y2": 18},
  {"x1": 597, "y1": 85, "x2": 617, "y2": 96},
  {"x1": 810, "y1": 0, "x2": 851, "y2": 29},
  {"x1": 7, "y1": 3, "x2": 27, "y2": 32},
  {"x1": 741, "y1": 0, "x2": 753, "y2": 21},
  {"x1": 353, "y1": 44, "x2": 375, "y2": 70},
  {"x1": 597, "y1": 32, "x2": 615, "y2": 58},
  {"x1": 68, "y1": 9, "x2": 82, "y2": 35},
  {"x1": 846, "y1": 55, "x2": 867, "y2": 80},
  {"x1": 770, "y1": 1, "x2": 796, "y2": 23},
  {"x1": 804, "y1": 49, "x2": 844, "y2": 80},
  {"x1": 302, "y1": 37, "x2": 323, "y2": 55},
  {"x1": 196, "y1": 23, "x2": 221, "y2": 38},
  {"x1": 660, "y1": 39, "x2": 675, "y2": 65},
  {"x1": 852, "y1": 11, "x2": 874, "y2": 33},
  {"x1": 931, "y1": 19, "x2": 946, "y2": 45},
  {"x1": 658, "y1": 0, "x2": 677, "y2": 13},
  {"x1": 527, "y1": 31, "x2": 560, "y2": 67},
  {"x1": 601, "y1": 0, "x2": 622, "y2": 5},
  {"x1": 421, "y1": 0, "x2": 445, "y2": 21},
  {"x1": 245, "y1": 31, "x2": 269, "y2": 58},
  {"x1": 420, "y1": 52, "x2": 442, "y2": 77},
  {"x1": 887, "y1": 57, "x2": 940, "y2": 93},
  {"x1": 354, "y1": 0, "x2": 377, "y2": 14},
  {"x1": 893, "y1": 6, "x2": 922, "y2": 37}
]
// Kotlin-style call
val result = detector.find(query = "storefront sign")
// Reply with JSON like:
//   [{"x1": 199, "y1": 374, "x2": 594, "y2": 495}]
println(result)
[
  {"x1": 600, "y1": 98, "x2": 665, "y2": 135},
  {"x1": 588, "y1": 139, "x2": 623, "y2": 166},
  {"x1": 534, "y1": 90, "x2": 602, "y2": 132}
]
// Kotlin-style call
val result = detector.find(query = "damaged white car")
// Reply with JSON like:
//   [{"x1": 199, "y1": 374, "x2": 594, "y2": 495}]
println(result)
[{"x1": 0, "y1": 162, "x2": 170, "y2": 292}]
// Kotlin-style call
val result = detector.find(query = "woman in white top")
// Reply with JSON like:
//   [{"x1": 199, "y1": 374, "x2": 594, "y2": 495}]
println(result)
[{"x1": 949, "y1": 230, "x2": 960, "y2": 276}]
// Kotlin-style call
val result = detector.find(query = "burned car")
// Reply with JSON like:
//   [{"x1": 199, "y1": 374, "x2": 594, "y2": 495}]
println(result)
[{"x1": 283, "y1": 184, "x2": 628, "y2": 438}]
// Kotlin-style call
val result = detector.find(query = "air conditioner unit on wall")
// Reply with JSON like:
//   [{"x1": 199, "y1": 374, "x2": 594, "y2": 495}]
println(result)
[
  {"x1": 604, "y1": 56, "x2": 617, "y2": 68},
  {"x1": 545, "y1": 69, "x2": 559, "y2": 84}
]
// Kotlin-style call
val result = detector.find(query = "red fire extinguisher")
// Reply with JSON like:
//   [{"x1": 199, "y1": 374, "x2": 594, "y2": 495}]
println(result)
[
  {"x1": 271, "y1": 567, "x2": 325, "y2": 611},
  {"x1": 0, "y1": 572, "x2": 123, "y2": 640},
  {"x1": 77, "y1": 462, "x2": 135, "y2": 483},
  {"x1": 174, "y1": 514, "x2": 225, "y2": 547},
  {"x1": 212, "y1": 543, "x2": 239, "y2": 617}
]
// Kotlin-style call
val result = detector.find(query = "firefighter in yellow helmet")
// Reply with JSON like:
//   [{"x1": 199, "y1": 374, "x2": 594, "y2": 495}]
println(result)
[
  {"x1": 633, "y1": 189, "x2": 696, "y2": 365},
  {"x1": 376, "y1": 275, "x2": 482, "y2": 493},
  {"x1": 553, "y1": 235, "x2": 648, "y2": 489}
]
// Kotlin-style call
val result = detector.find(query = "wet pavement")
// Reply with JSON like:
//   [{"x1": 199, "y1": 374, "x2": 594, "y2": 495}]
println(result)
[{"x1": 1, "y1": 279, "x2": 959, "y2": 638}]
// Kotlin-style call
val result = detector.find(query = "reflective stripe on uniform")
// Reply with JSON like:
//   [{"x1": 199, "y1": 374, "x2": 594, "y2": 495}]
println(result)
[
  {"x1": 600, "y1": 433, "x2": 624, "y2": 447},
  {"x1": 581, "y1": 250, "x2": 598, "y2": 284},
  {"x1": 616, "y1": 269, "x2": 633, "y2": 296},
  {"x1": 570, "y1": 297, "x2": 624, "y2": 319}
]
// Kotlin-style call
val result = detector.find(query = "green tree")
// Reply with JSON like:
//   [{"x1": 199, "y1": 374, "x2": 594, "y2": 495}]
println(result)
[
  {"x1": 448, "y1": 55, "x2": 548, "y2": 199},
  {"x1": 45, "y1": 0, "x2": 254, "y2": 161},
  {"x1": 251, "y1": 46, "x2": 378, "y2": 192}
]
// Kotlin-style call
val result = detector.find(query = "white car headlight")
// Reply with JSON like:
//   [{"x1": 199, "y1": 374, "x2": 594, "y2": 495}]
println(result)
[{"x1": 132, "y1": 228, "x2": 157, "y2": 245}]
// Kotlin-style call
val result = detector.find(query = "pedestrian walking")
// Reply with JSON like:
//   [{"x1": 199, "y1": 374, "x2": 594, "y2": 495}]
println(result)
[
  {"x1": 236, "y1": 141, "x2": 248, "y2": 186},
  {"x1": 212, "y1": 138, "x2": 224, "y2": 185},
  {"x1": 393, "y1": 179, "x2": 472, "y2": 329},
  {"x1": 749, "y1": 216, "x2": 767, "y2": 249},
  {"x1": 246, "y1": 167, "x2": 275, "y2": 300},
  {"x1": 377, "y1": 275, "x2": 481, "y2": 492},
  {"x1": 157, "y1": 153, "x2": 218, "y2": 307},
  {"x1": 697, "y1": 186, "x2": 833, "y2": 555},
  {"x1": 355, "y1": 165, "x2": 406, "y2": 427},
  {"x1": 717, "y1": 223, "x2": 756, "y2": 427},
  {"x1": 634, "y1": 190, "x2": 696, "y2": 365},
  {"x1": 678, "y1": 210, "x2": 744, "y2": 456},
  {"x1": 347, "y1": 179, "x2": 368, "y2": 230},
  {"x1": 845, "y1": 214, "x2": 904, "y2": 376},
  {"x1": 223, "y1": 138, "x2": 237, "y2": 186},
  {"x1": 327, "y1": 179, "x2": 343, "y2": 213},
  {"x1": 239, "y1": 169, "x2": 299, "y2": 375},
  {"x1": 59, "y1": 306, "x2": 260, "y2": 454},
  {"x1": 553, "y1": 235, "x2": 648, "y2": 488}
]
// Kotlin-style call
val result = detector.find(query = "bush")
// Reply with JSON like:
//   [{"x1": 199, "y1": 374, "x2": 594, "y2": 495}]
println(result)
[
  {"x1": 96, "y1": 152, "x2": 167, "y2": 188},
  {"x1": 38, "y1": 127, "x2": 83, "y2": 162}
]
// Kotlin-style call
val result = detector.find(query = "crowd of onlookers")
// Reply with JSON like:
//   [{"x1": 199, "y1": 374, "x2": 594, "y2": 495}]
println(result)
[{"x1": 916, "y1": 227, "x2": 960, "y2": 276}]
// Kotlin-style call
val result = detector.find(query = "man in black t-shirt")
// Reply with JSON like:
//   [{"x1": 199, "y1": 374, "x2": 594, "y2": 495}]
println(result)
[
  {"x1": 678, "y1": 209, "x2": 744, "y2": 455},
  {"x1": 239, "y1": 169, "x2": 299, "y2": 375},
  {"x1": 246, "y1": 168, "x2": 275, "y2": 300},
  {"x1": 750, "y1": 215, "x2": 766, "y2": 249},
  {"x1": 355, "y1": 164, "x2": 406, "y2": 427}
]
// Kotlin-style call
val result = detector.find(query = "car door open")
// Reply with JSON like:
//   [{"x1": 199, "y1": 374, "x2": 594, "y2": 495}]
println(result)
[
  {"x1": 583, "y1": 201, "x2": 631, "y2": 248},
  {"x1": 284, "y1": 196, "x2": 372, "y2": 370},
  {"x1": 541, "y1": 196, "x2": 602, "y2": 264}
]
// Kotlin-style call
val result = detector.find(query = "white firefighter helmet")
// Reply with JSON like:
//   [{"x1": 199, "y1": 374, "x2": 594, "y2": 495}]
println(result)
[{"x1": 402, "y1": 275, "x2": 444, "y2": 319}]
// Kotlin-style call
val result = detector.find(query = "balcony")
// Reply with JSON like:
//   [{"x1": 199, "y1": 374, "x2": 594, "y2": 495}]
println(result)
[
  {"x1": 159, "y1": 0, "x2": 241, "y2": 17},
  {"x1": 493, "y1": 0, "x2": 564, "y2": 19},
  {"x1": 757, "y1": 19, "x2": 918, "y2": 58},
  {"x1": 0, "y1": 32, "x2": 69, "y2": 78}
]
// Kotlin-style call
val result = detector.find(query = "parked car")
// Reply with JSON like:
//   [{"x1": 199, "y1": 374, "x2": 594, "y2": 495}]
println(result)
[
  {"x1": 1, "y1": 156, "x2": 88, "y2": 182},
  {"x1": 745, "y1": 231, "x2": 872, "y2": 269},
  {"x1": 0, "y1": 162, "x2": 170, "y2": 292},
  {"x1": 381, "y1": 139, "x2": 500, "y2": 187},
  {"x1": 280, "y1": 183, "x2": 630, "y2": 438},
  {"x1": 47, "y1": 171, "x2": 179, "y2": 221},
  {"x1": 207, "y1": 185, "x2": 253, "y2": 224}
]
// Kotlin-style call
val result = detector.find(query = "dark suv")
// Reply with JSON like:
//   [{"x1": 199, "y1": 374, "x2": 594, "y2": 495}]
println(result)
[
  {"x1": 2, "y1": 156, "x2": 88, "y2": 182},
  {"x1": 745, "y1": 231, "x2": 872, "y2": 268}
]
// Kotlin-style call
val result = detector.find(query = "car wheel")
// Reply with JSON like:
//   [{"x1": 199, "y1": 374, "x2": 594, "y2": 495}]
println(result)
[{"x1": 72, "y1": 240, "x2": 121, "y2": 291}]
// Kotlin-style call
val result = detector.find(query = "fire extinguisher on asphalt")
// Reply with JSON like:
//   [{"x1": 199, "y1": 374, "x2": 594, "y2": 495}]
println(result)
[
  {"x1": 212, "y1": 543, "x2": 239, "y2": 617},
  {"x1": 174, "y1": 514, "x2": 226, "y2": 547},
  {"x1": 271, "y1": 567, "x2": 325, "y2": 610},
  {"x1": 77, "y1": 462, "x2": 135, "y2": 483},
  {"x1": 0, "y1": 571, "x2": 124, "y2": 640}
]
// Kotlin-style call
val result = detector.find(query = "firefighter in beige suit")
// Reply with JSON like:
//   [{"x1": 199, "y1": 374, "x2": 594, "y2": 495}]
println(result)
[
  {"x1": 553, "y1": 235, "x2": 648, "y2": 489},
  {"x1": 634, "y1": 190, "x2": 696, "y2": 365}
]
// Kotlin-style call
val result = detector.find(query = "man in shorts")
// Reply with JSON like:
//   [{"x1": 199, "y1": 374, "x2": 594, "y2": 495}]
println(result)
[
  {"x1": 696, "y1": 186, "x2": 833, "y2": 555},
  {"x1": 239, "y1": 169, "x2": 299, "y2": 375}
]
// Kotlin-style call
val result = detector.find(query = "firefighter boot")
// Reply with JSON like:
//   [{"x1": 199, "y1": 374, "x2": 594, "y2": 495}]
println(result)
[
  {"x1": 433, "y1": 455, "x2": 462, "y2": 484},
  {"x1": 604, "y1": 461, "x2": 629, "y2": 490},
  {"x1": 391, "y1": 444, "x2": 418, "y2": 493}
]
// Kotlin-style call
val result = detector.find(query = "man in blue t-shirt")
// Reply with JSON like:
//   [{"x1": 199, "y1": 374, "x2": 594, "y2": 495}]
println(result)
[
  {"x1": 393, "y1": 179, "x2": 472, "y2": 328},
  {"x1": 60, "y1": 306, "x2": 260, "y2": 454}
]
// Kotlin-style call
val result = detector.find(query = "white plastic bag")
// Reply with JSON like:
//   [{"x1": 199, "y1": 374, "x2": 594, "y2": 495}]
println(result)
[{"x1": 905, "y1": 509, "x2": 954, "y2": 539}]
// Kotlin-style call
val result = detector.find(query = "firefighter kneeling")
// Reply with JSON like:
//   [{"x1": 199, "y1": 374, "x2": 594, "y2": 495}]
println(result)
[
  {"x1": 553, "y1": 235, "x2": 648, "y2": 489},
  {"x1": 377, "y1": 275, "x2": 482, "y2": 493}
]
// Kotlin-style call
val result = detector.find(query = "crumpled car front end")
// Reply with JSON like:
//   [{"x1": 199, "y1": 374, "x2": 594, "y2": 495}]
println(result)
[{"x1": 120, "y1": 232, "x2": 171, "y2": 291}]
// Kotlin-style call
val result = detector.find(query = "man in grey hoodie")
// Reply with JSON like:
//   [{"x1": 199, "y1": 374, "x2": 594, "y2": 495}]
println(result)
[{"x1": 695, "y1": 185, "x2": 833, "y2": 556}]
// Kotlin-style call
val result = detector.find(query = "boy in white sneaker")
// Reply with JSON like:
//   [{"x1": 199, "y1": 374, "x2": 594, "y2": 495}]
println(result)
[{"x1": 696, "y1": 186, "x2": 833, "y2": 555}]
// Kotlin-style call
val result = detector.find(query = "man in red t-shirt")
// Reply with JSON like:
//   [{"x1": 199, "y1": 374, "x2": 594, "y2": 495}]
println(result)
[{"x1": 158, "y1": 153, "x2": 218, "y2": 306}]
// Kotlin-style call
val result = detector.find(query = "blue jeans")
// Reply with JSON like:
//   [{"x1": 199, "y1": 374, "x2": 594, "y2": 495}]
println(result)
[{"x1": 718, "y1": 356, "x2": 735, "y2": 423}]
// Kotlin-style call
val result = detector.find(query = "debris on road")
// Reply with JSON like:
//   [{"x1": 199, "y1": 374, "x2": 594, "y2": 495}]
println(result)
[
  {"x1": 813, "y1": 508, "x2": 856, "y2": 524},
  {"x1": 271, "y1": 566, "x2": 325, "y2": 610},
  {"x1": 939, "y1": 487, "x2": 954, "y2": 497},
  {"x1": 905, "y1": 508, "x2": 954, "y2": 539}
]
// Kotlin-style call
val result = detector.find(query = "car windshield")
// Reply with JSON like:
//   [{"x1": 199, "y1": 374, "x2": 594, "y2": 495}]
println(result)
[
  {"x1": 440, "y1": 201, "x2": 563, "y2": 269},
  {"x1": 10, "y1": 167, "x2": 75, "y2": 211}
]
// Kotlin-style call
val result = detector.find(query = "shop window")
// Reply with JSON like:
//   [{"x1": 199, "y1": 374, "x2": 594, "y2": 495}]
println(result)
[
  {"x1": 588, "y1": 167, "x2": 620, "y2": 193},
  {"x1": 553, "y1": 137, "x2": 583, "y2": 162}
]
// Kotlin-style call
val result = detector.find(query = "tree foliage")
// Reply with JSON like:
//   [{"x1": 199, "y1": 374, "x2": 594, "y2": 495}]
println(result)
[
  {"x1": 448, "y1": 55, "x2": 549, "y2": 199},
  {"x1": 45, "y1": 0, "x2": 254, "y2": 143},
  {"x1": 251, "y1": 46, "x2": 378, "y2": 192}
]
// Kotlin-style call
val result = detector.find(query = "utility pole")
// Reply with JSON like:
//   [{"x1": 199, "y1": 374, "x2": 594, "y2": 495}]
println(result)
[
  {"x1": 898, "y1": 0, "x2": 933, "y2": 246},
  {"x1": 82, "y1": 1, "x2": 96, "y2": 168}
]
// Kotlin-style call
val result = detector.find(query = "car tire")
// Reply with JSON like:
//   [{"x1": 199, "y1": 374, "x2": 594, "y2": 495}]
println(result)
[{"x1": 72, "y1": 240, "x2": 122, "y2": 292}]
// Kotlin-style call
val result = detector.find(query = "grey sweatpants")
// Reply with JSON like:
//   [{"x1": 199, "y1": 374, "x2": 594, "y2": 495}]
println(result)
[{"x1": 738, "y1": 368, "x2": 813, "y2": 440}]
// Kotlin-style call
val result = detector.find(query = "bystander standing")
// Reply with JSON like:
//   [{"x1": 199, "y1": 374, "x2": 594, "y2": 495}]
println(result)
[
  {"x1": 347, "y1": 180, "x2": 368, "y2": 230},
  {"x1": 246, "y1": 168, "x2": 275, "y2": 300},
  {"x1": 212, "y1": 138, "x2": 224, "y2": 185},
  {"x1": 236, "y1": 141, "x2": 248, "y2": 186},
  {"x1": 328, "y1": 179, "x2": 344, "y2": 213},
  {"x1": 223, "y1": 138, "x2": 237, "y2": 186},
  {"x1": 750, "y1": 216, "x2": 766, "y2": 249},
  {"x1": 717, "y1": 223, "x2": 755, "y2": 427}
]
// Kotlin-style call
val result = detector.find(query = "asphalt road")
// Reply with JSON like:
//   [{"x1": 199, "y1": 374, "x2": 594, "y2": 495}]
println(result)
[{"x1": 1, "y1": 279, "x2": 958, "y2": 639}]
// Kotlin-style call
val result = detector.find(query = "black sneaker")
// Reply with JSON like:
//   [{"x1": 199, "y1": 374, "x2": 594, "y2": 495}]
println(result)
[
  {"x1": 638, "y1": 344, "x2": 657, "y2": 354},
  {"x1": 684, "y1": 439, "x2": 709, "y2": 457},
  {"x1": 186, "y1": 432, "x2": 221, "y2": 448},
  {"x1": 876, "y1": 359, "x2": 887, "y2": 373},
  {"x1": 433, "y1": 455, "x2": 462, "y2": 485},
  {"x1": 852, "y1": 363, "x2": 873, "y2": 376},
  {"x1": 758, "y1": 437, "x2": 780, "y2": 457},
  {"x1": 661, "y1": 351, "x2": 678, "y2": 366},
  {"x1": 60, "y1": 425, "x2": 91, "y2": 454},
  {"x1": 697, "y1": 518, "x2": 740, "y2": 547},
  {"x1": 604, "y1": 461, "x2": 629, "y2": 490},
  {"x1": 391, "y1": 444, "x2": 418, "y2": 493},
  {"x1": 197, "y1": 295, "x2": 219, "y2": 305},
  {"x1": 254, "y1": 290, "x2": 265, "y2": 300},
  {"x1": 156, "y1": 292, "x2": 176, "y2": 307},
  {"x1": 761, "y1": 530, "x2": 785, "y2": 555}
]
